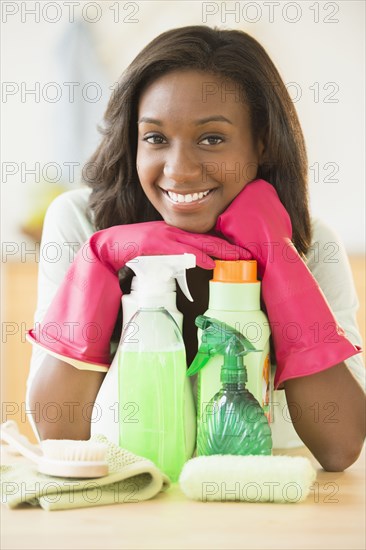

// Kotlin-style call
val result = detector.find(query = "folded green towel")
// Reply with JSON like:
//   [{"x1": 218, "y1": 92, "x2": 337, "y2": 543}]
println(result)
[{"x1": 0, "y1": 434, "x2": 170, "y2": 511}]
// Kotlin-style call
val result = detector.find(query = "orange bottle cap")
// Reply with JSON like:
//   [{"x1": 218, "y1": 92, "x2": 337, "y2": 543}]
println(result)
[{"x1": 213, "y1": 260, "x2": 257, "y2": 283}]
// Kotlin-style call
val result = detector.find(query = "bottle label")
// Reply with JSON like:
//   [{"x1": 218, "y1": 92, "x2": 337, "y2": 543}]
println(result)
[{"x1": 262, "y1": 354, "x2": 272, "y2": 423}]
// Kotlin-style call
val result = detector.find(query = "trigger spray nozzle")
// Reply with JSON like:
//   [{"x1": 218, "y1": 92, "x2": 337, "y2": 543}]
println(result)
[
  {"x1": 186, "y1": 315, "x2": 261, "y2": 380},
  {"x1": 125, "y1": 253, "x2": 196, "y2": 302}
]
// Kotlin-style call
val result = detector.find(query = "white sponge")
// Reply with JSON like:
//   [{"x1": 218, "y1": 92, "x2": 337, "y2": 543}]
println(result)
[{"x1": 179, "y1": 454, "x2": 316, "y2": 503}]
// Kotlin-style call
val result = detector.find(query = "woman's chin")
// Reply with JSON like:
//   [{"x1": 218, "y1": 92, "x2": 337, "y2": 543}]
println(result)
[{"x1": 165, "y1": 219, "x2": 215, "y2": 234}]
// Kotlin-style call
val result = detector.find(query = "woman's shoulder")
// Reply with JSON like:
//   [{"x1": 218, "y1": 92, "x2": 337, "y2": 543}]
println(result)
[
  {"x1": 307, "y1": 218, "x2": 365, "y2": 390},
  {"x1": 42, "y1": 186, "x2": 95, "y2": 245},
  {"x1": 46, "y1": 186, "x2": 92, "y2": 217},
  {"x1": 308, "y1": 216, "x2": 344, "y2": 248},
  {"x1": 306, "y1": 217, "x2": 348, "y2": 271},
  {"x1": 305, "y1": 216, "x2": 356, "y2": 312}
]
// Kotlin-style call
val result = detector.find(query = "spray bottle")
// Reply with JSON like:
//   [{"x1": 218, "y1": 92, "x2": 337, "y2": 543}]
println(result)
[
  {"x1": 121, "y1": 254, "x2": 195, "y2": 329},
  {"x1": 91, "y1": 254, "x2": 196, "y2": 480},
  {"x1": 187, "y1": 260, "x2": 272, "y2": 425},
  {"x1": 192, "y1": 315, "x2": 273, "y2": 456}
]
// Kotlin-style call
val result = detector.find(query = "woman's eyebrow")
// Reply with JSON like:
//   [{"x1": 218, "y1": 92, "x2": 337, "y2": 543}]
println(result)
[
  {"x1": 137, "y1": 115, "x2": 233, "y2": 125},
  {"x1": 195, "y1": 115, "x2": 233, "y2": 125},
  {"x1": 137, "y1": 117, "x2": 163, "y2": 125}
]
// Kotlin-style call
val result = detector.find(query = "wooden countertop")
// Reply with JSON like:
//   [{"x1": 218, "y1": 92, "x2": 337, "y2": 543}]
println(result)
[{"x1": 1, "y1": 445, "x2": 365, "y2": 550}]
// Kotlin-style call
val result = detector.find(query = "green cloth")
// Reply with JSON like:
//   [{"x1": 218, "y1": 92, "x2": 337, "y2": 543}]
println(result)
[{"x1": 0, "y1": 434, "x2": 170, "y2": 511}]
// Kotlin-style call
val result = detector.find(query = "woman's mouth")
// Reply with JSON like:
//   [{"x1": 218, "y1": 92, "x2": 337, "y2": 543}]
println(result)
[{"x1": 163, "y1": 189, "x2": 214, "y2": 204}]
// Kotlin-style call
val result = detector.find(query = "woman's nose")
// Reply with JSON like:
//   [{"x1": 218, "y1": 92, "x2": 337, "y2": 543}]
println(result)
[{"x1": 163, "y1": 146, "x2": 201, "y2": 184}]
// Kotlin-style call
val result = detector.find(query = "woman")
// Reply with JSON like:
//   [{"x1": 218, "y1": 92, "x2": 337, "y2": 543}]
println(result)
[{"x1": 27, "y1": 26, "x2": 365, "y2": 471}]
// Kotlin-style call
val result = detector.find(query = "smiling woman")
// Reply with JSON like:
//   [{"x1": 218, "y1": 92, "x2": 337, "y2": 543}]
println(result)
[
  {"x1": 136, "y1": 70, "x2": 262, "y2": 233},
  {"x1": 25, "y1": 26, "x2": 365, "y2": 470}
]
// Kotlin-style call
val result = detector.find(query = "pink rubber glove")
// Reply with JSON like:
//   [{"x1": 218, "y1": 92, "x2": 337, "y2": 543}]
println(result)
[
  {"x1": 27, "y1": 221, "x2": 241, "y2": 369},
  {"x1": 215, "y1": 179, "x2": 361, "y2": 389}
]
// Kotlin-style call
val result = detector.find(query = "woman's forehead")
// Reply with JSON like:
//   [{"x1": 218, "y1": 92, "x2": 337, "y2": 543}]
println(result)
[{"x1": 137, "y1": 69, "x2": 249, "y2": 120}]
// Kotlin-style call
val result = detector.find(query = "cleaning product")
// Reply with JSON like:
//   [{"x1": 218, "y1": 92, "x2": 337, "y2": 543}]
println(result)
[
  {"x1": 187, "y1": 260, "x2": 271, "y2": 424},
  {"x1": 91, "y1": 254, "x2": 196, "y2": 480},
  {"x1": 121, "y1": 253, "x2": 195, "y2": 329},
  {"x1": 191, "y1": 316, "x2": 272, "y2": 456},
  {"x1": 179, "y1": 454, "x2": 317, "y2": 503},
  {"x1": 118, "y1": 306, "x2": 194, "y2": 482}
]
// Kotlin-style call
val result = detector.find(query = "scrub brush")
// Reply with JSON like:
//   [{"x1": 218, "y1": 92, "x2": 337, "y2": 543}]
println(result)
[
  {"x1": 0, "y1": 421, "x2": 108, "y2": 478},
  {"x1": 179, "y1": 454, "x2": 317, "y2": 503}
]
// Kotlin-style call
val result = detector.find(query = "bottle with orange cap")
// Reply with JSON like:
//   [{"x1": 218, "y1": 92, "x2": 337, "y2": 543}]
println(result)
[{"x1": 187, "y1": 260, "x2": 272, "y2": 436}]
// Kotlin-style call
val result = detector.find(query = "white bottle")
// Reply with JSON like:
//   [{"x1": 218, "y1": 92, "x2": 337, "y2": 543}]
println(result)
[{"x1": 91, "y1": 254, "x2": 196, "y2": 443}]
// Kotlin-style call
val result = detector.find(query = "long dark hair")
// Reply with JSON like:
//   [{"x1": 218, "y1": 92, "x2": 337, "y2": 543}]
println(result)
[{"x1": 84, "y1": 25, "x2": 311, "y2": 256}]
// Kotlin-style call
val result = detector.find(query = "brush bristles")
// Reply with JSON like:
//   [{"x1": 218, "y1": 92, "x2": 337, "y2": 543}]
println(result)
[{"x1": 41, "y1": 439, "x2": 108, "y2": 462}]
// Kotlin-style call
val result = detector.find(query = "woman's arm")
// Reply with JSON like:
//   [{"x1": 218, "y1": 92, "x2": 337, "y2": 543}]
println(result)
[
  {"x1": 285, "y1": 364, "x2": 366, "y2": 472},
  {"x1": 288, "y1": 219, "x2": 366, "y2": 471},
  {"x1": 26, "y1": 189, "x2": 95, "y2": 426},
  {"x1": 28, "y1": 355, "x2": 105, "y2": 440}
]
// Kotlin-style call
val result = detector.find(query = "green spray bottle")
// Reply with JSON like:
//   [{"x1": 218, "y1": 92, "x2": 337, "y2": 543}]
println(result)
[
  {"x1": 191, "y1": 315, "x2": 273, "y2": 456},
  {"x1": 187, "y1": 260, "x2": 272, "y2": 426},
  {"x1": 118, "y1": 255, "x2": 197, "y2": 483}
]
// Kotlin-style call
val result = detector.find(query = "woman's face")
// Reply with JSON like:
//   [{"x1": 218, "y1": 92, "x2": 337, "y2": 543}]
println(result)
[{"x1": 136, "y1": 70, "x2": 263, "y2": 233}]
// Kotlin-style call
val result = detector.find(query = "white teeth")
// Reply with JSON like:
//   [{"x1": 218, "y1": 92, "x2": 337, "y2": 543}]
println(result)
[{"x1": 166, "y1": 190, "x2": 211, "y2": 203}]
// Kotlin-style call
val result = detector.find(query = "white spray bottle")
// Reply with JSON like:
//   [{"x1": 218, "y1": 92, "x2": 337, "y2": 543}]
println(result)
[
  {"x1": 91, "y1": 254, "x2": 196, "y2": 451},
  {"x1": 121, "y1": 253, "x2": 195, "y2": 330}
]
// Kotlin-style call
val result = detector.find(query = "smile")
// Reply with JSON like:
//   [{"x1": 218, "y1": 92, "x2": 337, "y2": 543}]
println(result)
[{"x1": 164, "y1": 189, "x2": 212, "y2": 204}]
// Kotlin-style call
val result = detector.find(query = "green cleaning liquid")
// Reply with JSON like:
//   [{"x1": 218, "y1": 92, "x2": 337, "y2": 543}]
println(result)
[
  {"x1": 198, "y1": 379, "x2": 273, "y2": 456},
  {"x1": 118, "y1": 307, "x2": 196, "y2": 482}
]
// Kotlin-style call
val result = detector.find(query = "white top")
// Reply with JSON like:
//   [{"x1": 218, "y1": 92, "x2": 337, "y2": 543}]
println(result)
[{"x1": 26, "y1": 187, "x2": 365, "y2": 448}]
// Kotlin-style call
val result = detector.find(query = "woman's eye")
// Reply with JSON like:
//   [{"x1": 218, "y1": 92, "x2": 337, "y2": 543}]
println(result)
[
  {"x1": 143, "y1": 134, "x2": 167, "y2": 145},
  {"x1": 199, "y1": 135, "x2": 224, "y2": 145}
]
